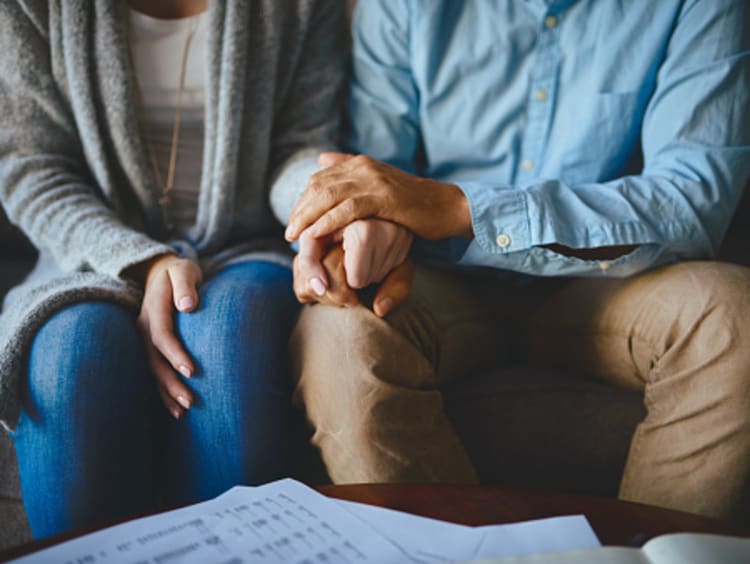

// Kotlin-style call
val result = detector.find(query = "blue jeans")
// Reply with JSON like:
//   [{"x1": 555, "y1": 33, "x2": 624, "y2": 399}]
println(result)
[{"x1": 11, "y1": 261, "x2": 299, "y2": 538}]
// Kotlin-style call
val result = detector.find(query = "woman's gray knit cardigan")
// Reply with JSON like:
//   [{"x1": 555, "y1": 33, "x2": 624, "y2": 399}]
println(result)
[{"x1": 0, "y1": 0, "x2": 345, "y2": 430}]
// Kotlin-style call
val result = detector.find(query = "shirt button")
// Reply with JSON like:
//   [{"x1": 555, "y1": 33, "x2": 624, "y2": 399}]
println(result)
[
  {"x1": 522, "y1": 159, "x2": 536, "y2": 171},
  {"x1": 545, "y1": 15, "x2": 558, "y2": 29},
  {"x1": 534, "y1": 89, "x2": 548, "y2": 102},
  {"x1": 599, "y1": 261, "x2": 612, "y2": 272},
  {"x1": 495, "y1": 233, "x2": 512, "y2": 248}
]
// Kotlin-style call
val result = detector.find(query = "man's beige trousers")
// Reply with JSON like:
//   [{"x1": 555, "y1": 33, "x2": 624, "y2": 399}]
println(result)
[{"x1": 290, "y1": 261, "x2": 750, "y2": 522}]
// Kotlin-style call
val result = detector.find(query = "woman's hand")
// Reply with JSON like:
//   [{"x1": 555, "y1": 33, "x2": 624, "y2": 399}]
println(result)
[
  {"x1": 135, "y1": 254, "x2": 203, "y2": 419},
  {"x1": 285, "y1": 153, "x2": 473, "y2": 243},
  {"x1": 294, "y1": 244, "x2": 359, "y2": 309},
  {"x1": 293, "y1": 239, "x2": 415, "y2": 318}
]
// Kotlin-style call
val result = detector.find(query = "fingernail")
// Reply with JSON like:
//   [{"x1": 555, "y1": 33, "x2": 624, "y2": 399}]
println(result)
[
  {"x1": 285, "y1": 223, "x2": 296, "y2": 240},
  {"x1": 377, "y1": 298, "x2": 393, "y2": 315},
  {"x1": 171, "y1": 408, "x2": 182, "y2": 420},
  {"x1": 176, "y1": 395, "x2": 191, "y2": 409},
  {"x1": 178, "y1": 296, "x2": 195, "y2": 311},
  {"x1": 179, "y1": 364, "x2": 193, "y2": 378},
  {"x1": 309, "y1": 277, "x2": 326, "y2": 296}
]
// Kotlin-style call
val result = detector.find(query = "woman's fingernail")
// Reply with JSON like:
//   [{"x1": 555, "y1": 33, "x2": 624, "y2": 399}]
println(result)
[
  {"x1": 285, "y1": 223, "x2": 296, "y2": 240},
  {"x1": 171, "y1": 408, "x2": 182, "y2": 420},
  {"x1": 176, "y1": 395, "x2": 191, "y2": 409},
  {"x1": 178, "y1": 296, "x2": 195, "y2": 311},
  {"x1": 179, "y1": 364, "x2": 192, "y2": 378},
  {"x1": 309, "y1": 277, "x2": 326, "y2": 296}
]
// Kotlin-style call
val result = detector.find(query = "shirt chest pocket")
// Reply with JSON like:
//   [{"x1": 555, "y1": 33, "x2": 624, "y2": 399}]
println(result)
[{"x1": 558, "y1": 91, "x2": 644, "y2": 182}]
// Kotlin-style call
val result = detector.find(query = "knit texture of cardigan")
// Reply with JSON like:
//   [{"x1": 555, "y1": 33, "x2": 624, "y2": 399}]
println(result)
[{"x1": 0, "y1": 0, "x2": 346, "y2": 430}]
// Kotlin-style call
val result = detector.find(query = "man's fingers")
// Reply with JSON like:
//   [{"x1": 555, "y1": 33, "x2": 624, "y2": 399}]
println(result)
[
  {"x1": 285, "y1": 170, "x2": 340, "y2": 241},
  {"x1": 145, "y1": 341, "x2": 193, "y2": 419},
  {"x1": 169, "y1": 260, "x2": 202, "y2": 312},
  {"x1": 307, "y1": 196, "x2": 377, "y2": 240},
  {"x1": 342, "y1": 222, "x2": 375, "y2": 289},
  {"x1": 322, "y1": 245, "x2": 359, "y2": 307},
  {"x1": 373, "y1": 259, "x2": 414, "y2": 318},
  {"x1": 318, "y1": 151, "x2": 354, "y2": 169}
]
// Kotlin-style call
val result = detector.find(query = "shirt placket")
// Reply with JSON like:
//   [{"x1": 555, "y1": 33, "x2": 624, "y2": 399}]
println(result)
[{"x1": 516, "y1": 8, "x2": 562, "y2": 184}]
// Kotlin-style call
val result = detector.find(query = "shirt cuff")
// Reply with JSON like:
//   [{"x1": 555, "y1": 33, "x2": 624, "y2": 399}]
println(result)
[{"x1": 456, "y1": 181, "x2": 531, "y2": 255}]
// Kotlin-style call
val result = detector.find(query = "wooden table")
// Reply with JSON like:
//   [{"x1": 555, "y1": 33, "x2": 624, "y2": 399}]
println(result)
[{"x1": 2, "y1": 484, "x2": 748, "y2": 561}]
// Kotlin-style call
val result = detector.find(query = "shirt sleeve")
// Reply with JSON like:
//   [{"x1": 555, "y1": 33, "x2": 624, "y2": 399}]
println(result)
[
  {"x1": 348, "y1": 0, "x2": 750, "y2": 278},
  {"x1": 456, "y1": 0, "x2": 750, "y2": 277}
]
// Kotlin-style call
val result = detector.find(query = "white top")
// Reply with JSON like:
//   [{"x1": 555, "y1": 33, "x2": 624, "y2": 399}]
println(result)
[{"x1": 128, "y1": 8, "x2": 209, "y2": 233}]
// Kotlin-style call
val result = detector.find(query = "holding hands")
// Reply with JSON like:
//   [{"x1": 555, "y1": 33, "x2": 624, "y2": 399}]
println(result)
[
  {"x1": 293, "y1": 218, "x2": 414, "y2": 317},
  {"x1": 292, "y1": 152, "x2": 424, "y2": 317},
  {"x1": 290, "y1": 151, "x2": 474, "y2": 316}
]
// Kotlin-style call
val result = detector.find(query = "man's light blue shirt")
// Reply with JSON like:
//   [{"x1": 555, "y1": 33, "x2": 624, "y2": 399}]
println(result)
[{"x1": 348, "y1": 0, "x2": 750, "y2": 277}]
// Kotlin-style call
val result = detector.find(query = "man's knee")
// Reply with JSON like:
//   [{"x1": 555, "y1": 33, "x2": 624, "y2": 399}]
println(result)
[
  {"x1": 290, "y1": 264, "x2": 497, "y2": 387},
  {"x1": 290, "y1": 300, "x2": 438, "y2": 393},
  {"x1": 650, "y1": 261, "x2": 750, "y2": 355}
]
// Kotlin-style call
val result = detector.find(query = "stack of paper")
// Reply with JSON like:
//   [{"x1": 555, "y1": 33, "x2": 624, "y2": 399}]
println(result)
[{"x1": 11, "y1": 478, "x2": 601, "y2": 563}]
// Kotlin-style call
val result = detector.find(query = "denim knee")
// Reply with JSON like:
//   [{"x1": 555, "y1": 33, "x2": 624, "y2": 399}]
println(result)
[
  {"x1": 24, "y1": 301, "x2": 148, "y2": 420},
  {"x1": 174, "y1": 261, "x2": 298, "y2": 383}
]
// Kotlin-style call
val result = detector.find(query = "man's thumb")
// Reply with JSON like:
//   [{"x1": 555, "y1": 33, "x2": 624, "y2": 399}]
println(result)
[{"x1": 373, "y1": 259, "x2": 414, "y2": 317}]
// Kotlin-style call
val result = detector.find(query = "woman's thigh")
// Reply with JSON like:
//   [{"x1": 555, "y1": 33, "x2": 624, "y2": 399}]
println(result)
[
  {"x1": 164, "y1": 261, "x2": 299, "y2": 502},
  {"x1": 13, "y1": 301, "x2": 160, "y2": 537}
]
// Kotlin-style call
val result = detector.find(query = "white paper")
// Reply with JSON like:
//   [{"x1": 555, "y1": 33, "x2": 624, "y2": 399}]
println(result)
[
  {"x1": 335, "y1": 499, "x2": 601, "y2": 563},
  {"x1": 12, "y1": 480, "x2": 601, "y2": 564},
  {"x1": 472, "y1": 516, "x2": 601, "y2": 559},
  {"x1": 11, "y1": 479, "x2": 409, "y2": 564}
]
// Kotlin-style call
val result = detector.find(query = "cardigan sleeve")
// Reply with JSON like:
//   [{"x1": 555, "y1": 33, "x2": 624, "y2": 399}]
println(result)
[
  {"x1": 268, "y1": 0, "x2": 348, "y2": 226},
  {"x1": 0, "y1": 2, "x2": 173, "y2": 282}
]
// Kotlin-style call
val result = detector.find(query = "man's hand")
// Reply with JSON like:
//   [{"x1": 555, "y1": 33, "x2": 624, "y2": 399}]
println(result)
[
  {"x1": 285, "y1": 153, "x2": 473, "y2": 243},
  {"x1": 342, "y1": 219, "x2": 413, "y2": 289},
  {"x1": 135, "y1": 254, "x2": 202, "y2": 420}
]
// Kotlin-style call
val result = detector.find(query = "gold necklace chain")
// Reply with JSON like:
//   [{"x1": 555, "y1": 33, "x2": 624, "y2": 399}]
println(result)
[{"x1": 131, "y1": 15, "x2": 200, "y2": 208}]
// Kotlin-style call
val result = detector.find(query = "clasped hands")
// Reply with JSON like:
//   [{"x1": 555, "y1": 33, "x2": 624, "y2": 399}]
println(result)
[
  {"x1": 135, "y1": 152, "x2": 472, "y2": 418},
  {"x1": 289, "y1": 151, "x2": 472, "y2": 317},
  {"x1": 291, "y1": 153, "x2": 416, "y2": 318},
  {"x1": 287, "y1": 151, "x2": 473, "y2": 317}
]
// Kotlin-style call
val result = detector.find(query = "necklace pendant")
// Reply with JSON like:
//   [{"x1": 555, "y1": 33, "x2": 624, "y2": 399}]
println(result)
[{"x1": 159, "y1": 194, "x2": 171, "y2": 206}]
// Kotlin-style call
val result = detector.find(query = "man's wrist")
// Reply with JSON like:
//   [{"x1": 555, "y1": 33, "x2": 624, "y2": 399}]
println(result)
[{"x1": 428, "y1": 179, "x2": 474, "y2": 239}]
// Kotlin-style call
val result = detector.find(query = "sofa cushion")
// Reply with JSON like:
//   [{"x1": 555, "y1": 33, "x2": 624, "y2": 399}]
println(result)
[
  {"x1": 0, "y1": 433, "x2": 20, "y2": 502},
  {"x1": 0, "y1": 257, "x2": 35, "y2": 305},
  {"x1": 719, "y1": 182, "x2": 750, "y2": 267},
  {"x1": 0, "y1": 206, "x2": 34, "y2": 259}
]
